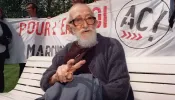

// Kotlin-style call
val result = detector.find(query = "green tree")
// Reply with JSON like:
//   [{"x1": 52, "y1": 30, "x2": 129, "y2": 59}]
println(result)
[
  {"x1": 0, "y1": 0, "x2": 23, "y2": 18},
  {"x1": 0, "y1": 0, "x2": 97, "y2": 18}
]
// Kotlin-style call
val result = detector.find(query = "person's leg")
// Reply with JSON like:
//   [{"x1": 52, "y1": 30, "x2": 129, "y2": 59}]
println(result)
[
  {"x1": 44, "y1": 74, "x2": 93, "y2": 100},
  {"x1": 19, "y1": 63, "x2": 26, "y2": 77},
  {"x1": 44, "y1": 74, "x2": 102, "y2": 100},
  {"x1": 58, "y1": 74, "x2": 97, "y2": 100},
  {"x1": 0, "y1": 52, "x2": 5, "y2": 93},
  {"x1": 127, "y1": 86, "x2": 134, "y2": 100}
]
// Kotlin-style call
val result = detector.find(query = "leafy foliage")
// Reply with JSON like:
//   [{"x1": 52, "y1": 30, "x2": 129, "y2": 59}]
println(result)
[{"x1": 0, "y1": 0, "x2": 96, "y2": 18}]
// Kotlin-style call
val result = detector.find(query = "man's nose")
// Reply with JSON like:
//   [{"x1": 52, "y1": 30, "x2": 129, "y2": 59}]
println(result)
[
  {"x1": 26, "y1": 9, "x2": 30, "y2": 11},
  {"x1": 82, "y1": 20, "x2": 88, "y2": 28}
]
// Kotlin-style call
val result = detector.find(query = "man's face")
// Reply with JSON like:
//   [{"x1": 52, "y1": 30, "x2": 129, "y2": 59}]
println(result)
[
  {"x1": 26, "y1": 4, "x2": 35, "y2": 16},
  {"x1": 68, "y1": 6, "x2": 98, "y2": 48}
]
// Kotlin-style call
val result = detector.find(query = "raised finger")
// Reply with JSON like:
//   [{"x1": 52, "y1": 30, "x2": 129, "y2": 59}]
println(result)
[
  {"x1": 69, "y1": 60, "x2": 86, "y2": 73},
  {"x1": 67, "y1": 59, "x2": 75, "y2": 67}
]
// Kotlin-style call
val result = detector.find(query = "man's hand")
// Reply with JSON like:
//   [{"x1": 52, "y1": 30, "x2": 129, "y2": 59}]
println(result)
[{"x1": 50, "y1": 59, "x2": 86, "y2": 84}]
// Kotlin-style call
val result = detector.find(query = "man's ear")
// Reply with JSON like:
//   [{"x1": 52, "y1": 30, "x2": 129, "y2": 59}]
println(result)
[{"x1": 66, "y1": 24, "x2": 73, "y2": 34}]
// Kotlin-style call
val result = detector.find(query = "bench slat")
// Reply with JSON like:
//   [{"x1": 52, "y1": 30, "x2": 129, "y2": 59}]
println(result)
[
  {"x1": 21, "y1": 73, "x2": 42, "y2": 80},
  {"x1": 130, "y1": 74, "x2": 175, "y2": 84},
  {"x1": 131, "y1": 82, "x2": 175, "y2": 94},
  {"x1": 128, "y1": 64, "x2": 175, "y2": 74},
  {"x1": 26, "y1": 61, "x2": 52, "y2": 68},
  {"x1": 134, "y1": 91, "x2": 175, "y2": 100},
  {"x1": 126, "y1": 57, "x2": 175, "y2": 64},
  {"x1": 10, "y1": 90, "x2": 42, "y2": 99},
  {"x1": 27, "y1": 56, "x2": 53, "y2": 61},
  {"x1": 18, "y1": 78, "x2": 40, "y2": 87},
  {"x1": 14, "y1": 84, "x2": 44, "y2": 95},
  {"x1": 0, "y1": 93, "x2": 14, "y2": 100},
  {"x1": 0, "y1": 93, "x2": 33, "y2": 100},
  {"x1": 23, "y1": 67, "x2": 46, "y2": 74}
]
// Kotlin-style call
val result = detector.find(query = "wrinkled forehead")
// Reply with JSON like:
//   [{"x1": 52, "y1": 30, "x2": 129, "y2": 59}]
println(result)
[
  {"x1": 26, "y1": 4, "x2": 33, "y2": 9},
  {"x1": 70, "y1": 5, "x2": 94, "y2": 19}
]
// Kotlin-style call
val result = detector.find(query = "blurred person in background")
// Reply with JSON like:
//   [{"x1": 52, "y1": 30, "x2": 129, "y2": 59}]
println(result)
[
  {"x1": 0, "y1": 8, "x2": 12, "y2": 93},
  {"x1": 25, "y1": 2, "x2": 38, "y2": 18},
  {"x1": 19, "y1": 2, "x2": 38, "y2": 78}
]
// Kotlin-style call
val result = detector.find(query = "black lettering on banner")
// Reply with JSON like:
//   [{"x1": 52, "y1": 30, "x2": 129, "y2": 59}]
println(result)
[
  {"x1": 27, "y1": 44, "x2": 35, "y2": 58},
  {"x1": 36, "y1": 45, "x2": 44, "y2": 56},
  {"x1": 45, "y1": 46, "x2": 50, "y2": 56},
  {"x1": 115, "y1": 0, "x2": 169, "y2": 49},
  {"x1": 120, "y1": 5, "x2": 135, "y2": 29},
  {"x1": 27, "y1": 44, "x2": 64, "y2": 57},
  {"x1": 137, "y1": 7, "x2": 153, "y2": 31},
  {"x1": 152, "y1": 11, "x2": 168, "y2": 33},
  {"x1": 51, "y1": 46, "x2": 55, "y2": 56}
]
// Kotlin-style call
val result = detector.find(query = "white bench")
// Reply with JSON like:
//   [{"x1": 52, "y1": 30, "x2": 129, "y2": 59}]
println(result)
[
  {"x1": 0, "y1": 56, "x2": 175, "y2": 100},
  {"x1": 128, "y1": 57, "x2": 175, "y2": 100}
]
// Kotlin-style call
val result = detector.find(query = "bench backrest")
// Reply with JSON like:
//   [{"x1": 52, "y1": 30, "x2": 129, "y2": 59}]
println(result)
[
  {"x1": 11, "y1": 56, "x2": 52, "y2": 99},
  {"x1": 14, "y1": 56, "x2": 175, "y2": 100},
  {"x1": 127, "y1": 57, "x2": 175, "y2": 100}
]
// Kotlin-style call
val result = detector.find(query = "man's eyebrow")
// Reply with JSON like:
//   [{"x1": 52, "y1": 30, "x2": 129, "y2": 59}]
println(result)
[
  {"x1": 72, "y1": 13, "x2": 94, "y2": 19},
  {"x1": 73, "y1": 15, "x2": 82, "y2": 19},
  {"x1": 86, "y1": 13, "x2": 94, "y2": 16},
  {"x1": 85, "y1": 15, "x2": 94, "y2": 18}
]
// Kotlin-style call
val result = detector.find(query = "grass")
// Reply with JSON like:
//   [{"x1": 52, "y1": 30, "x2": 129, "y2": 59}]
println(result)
[{"x1": 4, "y1": 64, "x2": 19, "y2": 92}]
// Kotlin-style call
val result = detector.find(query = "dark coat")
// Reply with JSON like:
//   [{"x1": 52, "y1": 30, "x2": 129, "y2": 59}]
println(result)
[
  {"x1": 40, "y1": 34, "x2": 134, "y2": 100},
  {"x1": 0, "y1": 21, "x2": 12, "y2": 58}
]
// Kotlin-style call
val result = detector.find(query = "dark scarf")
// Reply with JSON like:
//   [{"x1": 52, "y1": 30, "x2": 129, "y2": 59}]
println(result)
[{"x1": 64, "y1": 42, "x2": 94, "y2": 74}]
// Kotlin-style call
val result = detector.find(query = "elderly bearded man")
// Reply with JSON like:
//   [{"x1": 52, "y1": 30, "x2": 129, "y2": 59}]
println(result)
[{"x1": 39, "y1": 3, "x2": 134, "y2": 100}]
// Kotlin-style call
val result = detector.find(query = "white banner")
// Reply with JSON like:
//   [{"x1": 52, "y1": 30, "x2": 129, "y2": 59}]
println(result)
[{"x1": 4, "y1": 0, "x2": 175, "y2": 64}]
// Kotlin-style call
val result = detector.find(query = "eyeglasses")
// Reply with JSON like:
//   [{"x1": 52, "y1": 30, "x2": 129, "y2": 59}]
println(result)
[{"x1": 69, "y1": 16, "x2": 96, "y2": 26}]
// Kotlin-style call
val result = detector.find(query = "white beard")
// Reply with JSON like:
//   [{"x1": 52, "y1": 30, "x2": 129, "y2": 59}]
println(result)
[{"x1": 73, "y1": 29, "x2": 98, "y2": 48}]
